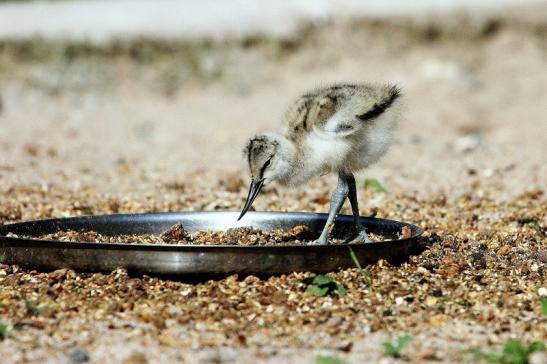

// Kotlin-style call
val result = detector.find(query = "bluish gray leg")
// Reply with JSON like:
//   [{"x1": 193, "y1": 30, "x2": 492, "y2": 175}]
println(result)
[
  {"x1": 314, "y1": 172, "x2": 349, "y2": 245},
  {"x1": 346, "y1": 173, "x2": 371, "y2": 244}
]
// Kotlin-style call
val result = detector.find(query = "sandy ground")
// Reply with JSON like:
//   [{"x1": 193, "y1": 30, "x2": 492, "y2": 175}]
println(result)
[
  {"x1": 0, "y1": 5, "x2": 546, "y2": 364},
  {"x1": 1, "y1": 6, "x2": 546, "y2": 200}
]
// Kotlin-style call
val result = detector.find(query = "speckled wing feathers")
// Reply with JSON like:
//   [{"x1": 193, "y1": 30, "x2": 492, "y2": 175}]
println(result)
[
  {"x1": 356, "y1": 85, "x2": 400, "y2": 121},
  {"x1": 284, "y1": 83, "x2": 400, "y2": 141}
]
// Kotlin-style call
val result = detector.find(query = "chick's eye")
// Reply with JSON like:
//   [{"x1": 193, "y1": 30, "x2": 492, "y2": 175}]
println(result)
[
  {"x1": 260, "y1": 158, "x2": 272, "y2": 177},
  {"x1": 338, "y1": 123, "x2": 353, "y2": 131}
]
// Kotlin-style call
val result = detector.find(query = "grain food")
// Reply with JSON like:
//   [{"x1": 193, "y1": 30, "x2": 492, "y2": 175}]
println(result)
[{"x1": 21, "y1": 223, "x2": 387, "y2": 246}]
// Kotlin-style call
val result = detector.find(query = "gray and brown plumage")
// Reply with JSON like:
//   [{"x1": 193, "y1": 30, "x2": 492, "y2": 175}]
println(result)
[{"x1": 240, "y1": 83, "x2": 401, "y2": 245}]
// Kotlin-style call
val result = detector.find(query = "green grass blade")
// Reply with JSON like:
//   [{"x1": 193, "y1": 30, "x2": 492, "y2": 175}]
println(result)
[
  {"x1": 540, "y1": 296, "x2": 547, "y2": 316},
  {"x1": 315, "y1": 355, "x2": 347, "y2": 364},
  {"x1": 348, "y1": 247, "x2": 372, "y2": 288},
  {"x1": 362, "y1": 178, "x2": 387, "y2": 193}
]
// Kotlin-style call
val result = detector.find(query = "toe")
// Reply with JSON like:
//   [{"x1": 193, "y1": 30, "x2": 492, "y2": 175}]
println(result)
[
  {"x1": 313, "y1": 237, "x2": 329, "y2": 245},
  {"x1": 347, "y1": 230, "x2": 372, "y2": 244}
]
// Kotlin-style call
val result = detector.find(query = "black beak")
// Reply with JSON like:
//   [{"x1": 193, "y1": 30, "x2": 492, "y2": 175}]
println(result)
[{"x1": 238, "y1": 178, "x2": 265, "y2": 221}]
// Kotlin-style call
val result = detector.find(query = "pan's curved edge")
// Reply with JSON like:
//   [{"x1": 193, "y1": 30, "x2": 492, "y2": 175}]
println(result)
[{"x1": 0, "y1": 211, "x2": 424, "y2": 276}]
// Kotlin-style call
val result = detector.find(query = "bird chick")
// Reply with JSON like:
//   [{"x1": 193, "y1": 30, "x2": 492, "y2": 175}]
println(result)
[{"x1": 240, "y1": 83, "x2": 401, "y2": 245}]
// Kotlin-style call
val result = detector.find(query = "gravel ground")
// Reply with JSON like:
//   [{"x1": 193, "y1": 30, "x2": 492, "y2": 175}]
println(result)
[
  {"x1": 1, "y1": 6, "x2": 546, "y2": 364},
  {"x1": 0, "y1": 183, "x2": 545, "y2": 363}
]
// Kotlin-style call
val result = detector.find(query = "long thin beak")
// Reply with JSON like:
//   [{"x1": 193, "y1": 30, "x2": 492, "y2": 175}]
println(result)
[{"x1": 238, "y1": 178, "x2": 265, "y2": 221}]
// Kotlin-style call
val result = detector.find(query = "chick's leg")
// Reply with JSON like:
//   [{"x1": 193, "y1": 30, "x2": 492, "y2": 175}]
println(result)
[
  {"x1": 314, "y1": 172, "x2": 349, "y2": 245},
  {"x1": 346, "y1": 173, "x2": 371, "y2": 244}
]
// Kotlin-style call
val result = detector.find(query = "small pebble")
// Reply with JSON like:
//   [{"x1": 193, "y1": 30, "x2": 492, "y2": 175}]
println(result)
[
  {"x1": 453, "y1": 133, "x2": 482, "y2": 152},
  {"x1": 70, "y1": 349, "x2": 89, "y2": 363}
]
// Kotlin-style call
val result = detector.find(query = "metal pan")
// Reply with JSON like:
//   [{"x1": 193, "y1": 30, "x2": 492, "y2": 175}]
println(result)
[{"x1": 0, "y1": 211, "x2": 423, "y2": 276}]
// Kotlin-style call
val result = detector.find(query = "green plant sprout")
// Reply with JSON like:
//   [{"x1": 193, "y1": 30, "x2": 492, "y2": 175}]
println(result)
[
  {"x1": 468, "y1": 339, "x2": 545, "y2": 364},
  {"x1": 383, "y1": 335, "x2": 412, "y2": 358},
  {"x1": 25, "y1": 299, "x2": 42, "y2": 315},
  {"x1": 303, "y1": 275, "x2": 348, "y2": 297},
  {"x1": 0, "y1": 320, "x2": 11, "y2": 340}
]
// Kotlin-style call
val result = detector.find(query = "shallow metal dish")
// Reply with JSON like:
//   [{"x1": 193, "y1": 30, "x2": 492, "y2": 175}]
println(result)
[{"x1": 0, "y1": 211, "x2": 423, "y2": 276}]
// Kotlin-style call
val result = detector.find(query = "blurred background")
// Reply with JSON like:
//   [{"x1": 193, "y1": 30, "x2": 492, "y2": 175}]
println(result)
[{"x1": 0, "y1": 0, "x2": 546, "y2": 202}]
